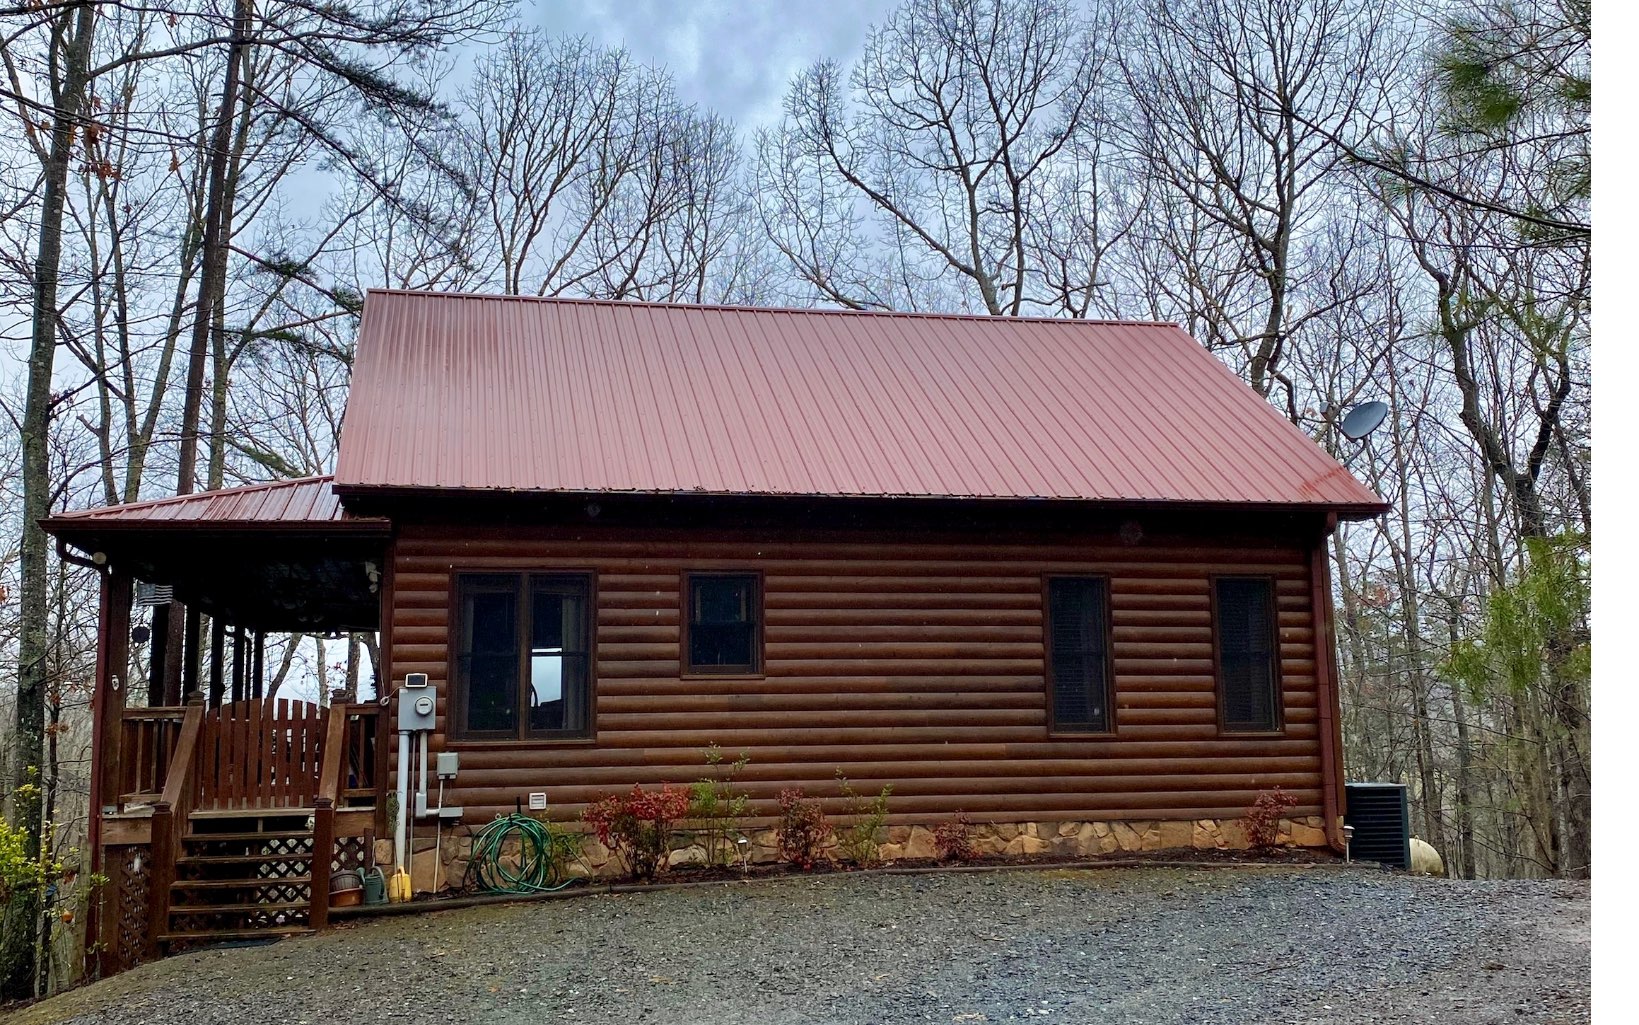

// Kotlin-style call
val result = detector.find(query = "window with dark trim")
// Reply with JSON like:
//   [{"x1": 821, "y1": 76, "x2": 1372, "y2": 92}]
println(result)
[
  {"x1": 684, "y1": 574, "x2": 761, "y2": 675},
  {"x1": 454, "y1": 573, "x2": 591, "y2": 740},
  {"x1": 1045, "y1": 577, "x2": 1113, "y2": 733},
  {"x1": 1213, "y1": 577, "x2": 1281, "y2": 733}
]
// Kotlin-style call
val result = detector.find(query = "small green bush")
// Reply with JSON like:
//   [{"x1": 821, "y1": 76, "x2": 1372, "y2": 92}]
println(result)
[
  {"x1": 687, "y1": 745, "x2": 750, "y2": 868},
  {"x1": 835, "y1": 771, "x2": 891, "y2": 866}
]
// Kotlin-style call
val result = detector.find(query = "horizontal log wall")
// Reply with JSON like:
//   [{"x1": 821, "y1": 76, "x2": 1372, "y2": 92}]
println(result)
[{"x1": 388, "y1": 524, "x2": 1328, "y2": 826}]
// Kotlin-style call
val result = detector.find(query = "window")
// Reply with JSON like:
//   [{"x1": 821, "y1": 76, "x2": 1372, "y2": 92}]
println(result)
[
  {"x1": 1214, "y1": 577, "x2": 1281, "y2": 733},
  {"x1": 454, "y1": 573, "x2": 591, "y2": 740},
  {"x1": 1045, "y1": 577, "x2": 1112, "y2": 733},
  {"x1": 684, "y1": 574, "x2": 761, "y2": 675}
]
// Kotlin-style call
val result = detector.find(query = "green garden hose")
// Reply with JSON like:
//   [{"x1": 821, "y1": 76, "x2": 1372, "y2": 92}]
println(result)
[{"x1": 466, "y1": 813, "x2": 583, "y2": 894}]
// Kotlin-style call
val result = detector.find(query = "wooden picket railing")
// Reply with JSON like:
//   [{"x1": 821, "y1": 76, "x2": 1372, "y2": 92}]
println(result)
[
  {"x1": 117, "y1": 707, "x2": 186, "y2": 803},
  {"x1": 194, "y1": 698, "x2": 325, "y2": 811}
]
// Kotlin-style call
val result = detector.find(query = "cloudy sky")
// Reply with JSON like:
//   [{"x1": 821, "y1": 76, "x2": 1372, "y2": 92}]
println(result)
[{"x1": 521, "y1": 0, "x2": 897, "y2": 128}]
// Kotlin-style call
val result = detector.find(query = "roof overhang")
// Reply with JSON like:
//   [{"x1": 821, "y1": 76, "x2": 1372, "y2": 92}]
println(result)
[
  {"x1": 43, "y1": 478, "x2": 389, "y2": 632},
  {"x1": 333, "y1": 483, "x2": 1383, "y2": 534}
]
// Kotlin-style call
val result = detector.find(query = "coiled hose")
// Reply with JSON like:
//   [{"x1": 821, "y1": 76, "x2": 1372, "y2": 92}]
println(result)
[{"x1": 465, "y1": 813, "x2": 582, "y2": 894}]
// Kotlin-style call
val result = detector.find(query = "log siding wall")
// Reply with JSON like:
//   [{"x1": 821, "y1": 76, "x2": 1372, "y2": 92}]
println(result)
[{"x1": 388, "y1": 522, "x2": 1334, "y2": 828}]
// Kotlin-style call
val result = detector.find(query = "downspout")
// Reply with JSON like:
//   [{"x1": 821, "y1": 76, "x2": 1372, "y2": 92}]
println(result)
[{"x1": 1309, "y1": 513, "x2": 1347, "y2": 853}]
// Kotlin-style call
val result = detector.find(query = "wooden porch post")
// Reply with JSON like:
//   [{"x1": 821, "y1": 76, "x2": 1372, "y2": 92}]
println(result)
[
  {"x1": 231, "y1": 629, "x2": 246, "y2": 703},
  {"x1": 252, "y1": 630, "x2": 265, "y2": 700},
  {"x1": 89, "y1": 571, "x2": 131, "y2": 979},
  {"x1": 208, "y1": 617, "x2": 226, "y2": 707},
  {"x1": 182, "y1": 605, "x2": 201, "y2": 701},
  {"x1": 93, "y1": 573, "x2": 133, "y2": 818},
  {"x1": 163, "y1": 603, "x2": 185, "y2": 706},
  {"x1": 146, "y1": 603, "x2": 169, "y2": 707}
]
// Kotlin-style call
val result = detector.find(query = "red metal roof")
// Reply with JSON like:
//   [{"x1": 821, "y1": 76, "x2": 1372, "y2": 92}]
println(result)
[
  {"x1": 43, "y1": 476, "x2": 384, "y2": 530},
  {"x1": 334, "y1": 291, "x2": 1385, "y2": 515}
]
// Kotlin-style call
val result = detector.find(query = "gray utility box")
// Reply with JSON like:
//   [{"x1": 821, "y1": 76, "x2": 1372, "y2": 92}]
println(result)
[{"x1": 397, "y1": 672, "x2": 437, "y2": 732}]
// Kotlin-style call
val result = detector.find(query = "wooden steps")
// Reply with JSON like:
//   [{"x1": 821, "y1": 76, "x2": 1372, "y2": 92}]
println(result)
[
  {"x1": 170, "y1": 900, "x2": 311, "y2": 915},
  {"x1": 180, "y1": 829, "x2": 311, "y2": 844},
  {"x1": 190, "y1": 807, "x2": 315, "y2": 820},
  {"x1": 178, "y1": 853, "x2": 308, "y2": 868},
  {"x1": 160, "y1": 811, "x2": 320, "y2": 952},
  {"x1": 172, "y1": 877, "x2": 312, "y2": 891},
  {"x1": 157, "y1": 927, "x2": 315, "y2": 947}
]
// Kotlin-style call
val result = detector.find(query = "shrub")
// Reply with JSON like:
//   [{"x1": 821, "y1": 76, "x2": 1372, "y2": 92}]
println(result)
[
  {"x1": 933, "y1": 812, "x2": 976, "y2": 863},
  {"x1": 688, "y1": 745, "x2": 751, "y2": 869},
  {"x1": 775, "y1": 788, "x2": 831, "y2": 870},
  {"x1": 835, "y1": 772, "x2": 892, "y2": 866},
  {"x1": 1244, "y1": 787, "x2": 1298, "y2": 849},
  {"x1": 584, "y1": 783, "x2": 690, "y2": 881}
]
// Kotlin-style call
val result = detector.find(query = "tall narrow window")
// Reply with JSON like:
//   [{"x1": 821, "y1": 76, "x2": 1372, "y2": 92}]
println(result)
[
  {"x1": 1046, "y1": 577, "x2": 1112, "y2": 733},
  {"x1": 1214, "y1": 577, "x2": 1281, "y2": 733},
  {"x1": 685, "y1": 574, "x2": 760, "y2": 675},
  {"x1": 454, "y1": 573, "x2": 591, "y2": 740}
]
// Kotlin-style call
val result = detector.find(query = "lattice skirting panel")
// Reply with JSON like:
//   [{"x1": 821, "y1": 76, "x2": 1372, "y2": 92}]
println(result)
[
  {"x1": 332, "y1": 835, "x2": 367, "y2": 876},
  {"x1": 109, "y1": 845, "x2": 152, "y2": 974}
]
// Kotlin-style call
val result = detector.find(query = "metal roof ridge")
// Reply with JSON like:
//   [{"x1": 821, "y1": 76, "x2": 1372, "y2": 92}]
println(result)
[{"x1": 361, "y1": 288, "x2": 1182, "y2": 329}]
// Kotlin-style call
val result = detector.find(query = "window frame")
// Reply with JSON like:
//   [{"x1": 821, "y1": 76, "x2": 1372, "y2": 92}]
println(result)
[
  {"x1": 448, "y1": 570, "x2": 597, "y2": 744},
  {"x1": 1209, "y1": 574, "x2": 1285, "y2": 736},
  {"x1": 1042, "y1": 574, "x2": 1117, "y2": 737},
  {"x1": 681, "y1": 571, "x2": 764, "y2": 678}
]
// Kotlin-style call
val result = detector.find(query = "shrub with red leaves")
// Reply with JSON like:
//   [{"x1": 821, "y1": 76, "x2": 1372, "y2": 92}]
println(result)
[
  {"x1": 776, "y1": 788, "x2": 831, "y2": 870},
  {"x1": 1244, "y1": 787, "x2": 1298, "y2": 849},
  {"x1": 584, "y1": 783, "x2": 691, "y2": 881},
  {"x1": 933, "y1": 811, "x2": 976, "y2": 863}
]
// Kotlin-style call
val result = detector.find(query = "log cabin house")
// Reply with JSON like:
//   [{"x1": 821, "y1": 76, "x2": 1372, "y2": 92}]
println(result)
[{"x1": 45, "y1": 292, "x2": 1385, "y2": 975}]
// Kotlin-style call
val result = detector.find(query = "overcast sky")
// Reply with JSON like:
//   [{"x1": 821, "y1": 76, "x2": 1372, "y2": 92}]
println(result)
[{"x1": 522, "y1": 0, "x2": 896, "y2": 128}]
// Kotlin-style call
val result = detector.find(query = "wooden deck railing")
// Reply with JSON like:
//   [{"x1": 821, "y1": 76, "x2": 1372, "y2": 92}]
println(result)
[
  {"x1": 117, "y1": 707, "x2": 186, "y2": 804},
  {"x1": 195, "y1": 698, "x2": 325, "y2": 810},
  {"x1": 137, "y1": 697, "x2": 384, "y2": 949}
]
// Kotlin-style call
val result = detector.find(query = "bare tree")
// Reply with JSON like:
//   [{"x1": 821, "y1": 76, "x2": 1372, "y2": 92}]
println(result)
[
  {"x1": 1119, "y1": 0, "x2": 1392, "y2": 406},
  {"x1": 757, "y1": 0, "x2": 1116, "y2": 314}
]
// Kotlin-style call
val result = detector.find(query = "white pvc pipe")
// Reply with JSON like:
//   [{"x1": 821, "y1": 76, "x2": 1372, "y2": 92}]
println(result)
[
  {"x1": 417, "y1": 730, "x2": 429, "y2": 814},
  {"x1": 394, "y1": 729, "x2": 411, "y2": 871}
]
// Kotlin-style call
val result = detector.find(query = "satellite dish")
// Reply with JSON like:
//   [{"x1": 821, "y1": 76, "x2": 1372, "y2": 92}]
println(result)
[{"x1": 1339, "y1": 400, "x2": 1388, "y2": 441}]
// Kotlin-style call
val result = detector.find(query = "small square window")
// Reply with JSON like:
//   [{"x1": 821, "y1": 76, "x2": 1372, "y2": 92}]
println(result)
[{"x1": 685, "y1": 574, "x2": 761, "y2": 675}]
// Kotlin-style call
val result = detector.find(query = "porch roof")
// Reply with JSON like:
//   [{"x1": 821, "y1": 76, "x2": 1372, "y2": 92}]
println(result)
[
  {"x1": 43, "y1": 475, "x2": 376, "y2": 530},
  {"x1": 44, "y1": 477, "x2": 387, "y2": 632}
]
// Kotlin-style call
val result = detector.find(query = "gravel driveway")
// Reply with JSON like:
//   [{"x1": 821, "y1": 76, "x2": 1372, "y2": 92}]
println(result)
[{"x1": 9, "y1": 866, "x2": 1588, "y2": 1025}]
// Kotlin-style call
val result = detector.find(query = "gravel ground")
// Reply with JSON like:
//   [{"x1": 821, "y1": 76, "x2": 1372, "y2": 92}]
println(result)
[{"x1": 8, "y1": 865, "x2": 1588, "y2": 1025}]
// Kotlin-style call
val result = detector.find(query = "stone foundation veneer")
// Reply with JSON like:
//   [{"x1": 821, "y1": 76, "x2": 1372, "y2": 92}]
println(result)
[{"x1": 388, "y1": 816, "x2": 1332, "y2": 893}]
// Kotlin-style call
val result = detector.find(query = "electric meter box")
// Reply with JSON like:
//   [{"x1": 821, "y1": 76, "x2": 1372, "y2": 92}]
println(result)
[{"x1": 398, "y1": 672, "x2": 437, "y2": 732}]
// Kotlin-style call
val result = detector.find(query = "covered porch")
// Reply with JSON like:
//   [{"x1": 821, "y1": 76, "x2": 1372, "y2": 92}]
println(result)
[{"x1": 44, "y1": 477, "x2": 392, "y2": 976}]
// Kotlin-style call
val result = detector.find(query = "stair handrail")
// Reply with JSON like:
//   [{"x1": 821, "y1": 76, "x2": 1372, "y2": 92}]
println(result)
[
  {"x1": 145, "y1": 698, "x2": 204, "y2": 958},
  {"x1": 310, "y1": 702, "x2": 349, "y2": 931},
  {"x1": 316, "y1": 701, "x2": 348, "y2": 807}
]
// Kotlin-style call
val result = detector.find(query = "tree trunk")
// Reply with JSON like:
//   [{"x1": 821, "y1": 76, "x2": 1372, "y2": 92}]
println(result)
[
  {"x1": 1445, "y1": 604, "x2": 1477, "y2": 880},
  {"x1": 4, "y1": 0, "x2": 97, "y2": 999},
  {"x1": 176, "y1": 0, "x2": 252, "y2": 497}
]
